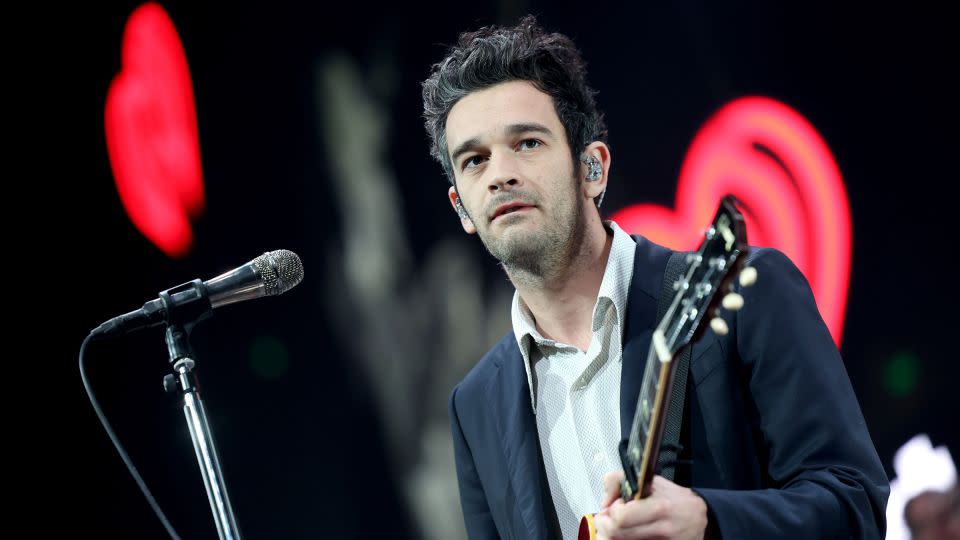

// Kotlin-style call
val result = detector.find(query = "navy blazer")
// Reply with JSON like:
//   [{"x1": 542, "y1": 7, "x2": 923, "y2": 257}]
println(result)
[{"x1": 449, "y1": 236, "x2": 889, "y2": 539}]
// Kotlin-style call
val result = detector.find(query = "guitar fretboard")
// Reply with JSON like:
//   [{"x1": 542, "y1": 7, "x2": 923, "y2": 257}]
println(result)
[{"x1": 624, "y1": 254, "x2": 725, "y2": 485}]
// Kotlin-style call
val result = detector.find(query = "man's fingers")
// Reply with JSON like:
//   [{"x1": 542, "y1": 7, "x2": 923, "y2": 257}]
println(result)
[
  {"x1": 651, "y1": 475, "x2": 673, "y2": 492},
  {"x1": 601, "y1": 470, "x2": 625, "y2": 508},
  {"x1": 607, "y1": 497, "x2": 669, "y2": 529},
  {"x1": 596, "y1": 517, "x2": 674, "y2": 540},
  {"x1": 603, "y1": 471, "x2": 624, "y2": 493}
]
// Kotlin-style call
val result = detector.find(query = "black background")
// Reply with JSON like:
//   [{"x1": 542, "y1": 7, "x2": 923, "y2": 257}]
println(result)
[{"x1": 22, "y1": 1, "x2": 957, "y2": 537}]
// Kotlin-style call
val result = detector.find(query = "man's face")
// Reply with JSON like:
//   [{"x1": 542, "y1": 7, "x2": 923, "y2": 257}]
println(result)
[{"x1": 444, "y1": 81, "x2": 584, "y2": 275}]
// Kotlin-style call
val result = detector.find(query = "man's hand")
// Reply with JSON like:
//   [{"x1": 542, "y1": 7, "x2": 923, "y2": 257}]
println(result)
[{"x1": 593, "y1": 471, "x2": 708, "y2": 540}]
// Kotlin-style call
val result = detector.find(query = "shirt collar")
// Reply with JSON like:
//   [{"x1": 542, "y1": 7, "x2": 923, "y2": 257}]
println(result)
[{"x1": 511, "y1": 220, "x2": 637, "y2": 409}]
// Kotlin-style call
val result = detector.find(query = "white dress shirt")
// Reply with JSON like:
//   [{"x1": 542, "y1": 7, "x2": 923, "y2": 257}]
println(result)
[{"x1": 511, "y1": 221, "x2": 636, "y2": 538}]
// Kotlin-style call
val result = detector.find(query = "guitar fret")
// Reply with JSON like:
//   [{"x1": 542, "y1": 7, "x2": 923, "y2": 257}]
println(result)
[{"x1": 628, "y1": 346, "x2": 661, "y2": 454}]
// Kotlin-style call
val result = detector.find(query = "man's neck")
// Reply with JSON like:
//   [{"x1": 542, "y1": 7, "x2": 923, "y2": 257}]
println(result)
[{"x1": 508, "y1": 216, "x2": 613, "y2": 352}]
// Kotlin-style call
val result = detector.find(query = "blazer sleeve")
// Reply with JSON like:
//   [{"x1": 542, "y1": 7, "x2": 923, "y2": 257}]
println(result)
[
  {"x1": 450, "y1": 385, "x2": 501, "y2": 539},
  {"x1": 693, "y1": 249, "x2": 889, "y2": 540}
]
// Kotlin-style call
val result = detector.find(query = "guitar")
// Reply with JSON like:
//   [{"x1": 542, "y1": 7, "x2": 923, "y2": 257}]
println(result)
[{"x1": 579, "y1": 195, "x2": 754, "y2": 539}]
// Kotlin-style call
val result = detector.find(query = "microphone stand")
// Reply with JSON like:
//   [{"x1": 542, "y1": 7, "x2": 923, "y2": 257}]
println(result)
[{"x1": 163, "y1": 322, "x2": 242, "y2": 540}]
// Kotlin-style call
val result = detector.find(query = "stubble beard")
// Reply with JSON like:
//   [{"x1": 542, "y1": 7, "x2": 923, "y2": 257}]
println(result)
[{"x1": 480, "y1": 179, "x2": 585, "y2": 284}]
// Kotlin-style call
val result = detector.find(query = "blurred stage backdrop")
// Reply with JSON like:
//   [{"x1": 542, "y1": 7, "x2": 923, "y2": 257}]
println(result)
[{"x1": 50, "y1": 1, "x2": 956, "y2": 538}]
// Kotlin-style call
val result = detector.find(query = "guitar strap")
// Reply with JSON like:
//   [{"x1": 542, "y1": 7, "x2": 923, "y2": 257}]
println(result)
[{"x1": 655, "y1": 251, "x2": 693, "y2": 482}]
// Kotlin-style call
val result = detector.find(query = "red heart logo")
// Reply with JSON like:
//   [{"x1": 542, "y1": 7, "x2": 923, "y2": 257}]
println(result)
[
  {"x1": 105, "y1": 2, "x2": 204, "y2": 258},
  {"x1": 612, "y1": 97, "x2": 850, "y2": 344}
]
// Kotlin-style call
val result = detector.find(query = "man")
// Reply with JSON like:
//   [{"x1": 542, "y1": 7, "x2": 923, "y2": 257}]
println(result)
[{"x1": 421, "y1": 16, "x2": 888, "y2": 539}]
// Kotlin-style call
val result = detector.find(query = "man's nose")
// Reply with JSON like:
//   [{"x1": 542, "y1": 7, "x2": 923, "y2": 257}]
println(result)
[{"x1": 487, "y1": 154, "x2": 522, "y2": 192}]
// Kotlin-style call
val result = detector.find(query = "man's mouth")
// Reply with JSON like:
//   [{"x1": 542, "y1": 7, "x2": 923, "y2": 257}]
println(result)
[{"x1": 491, "y1": 202, "x2": 534, "y2": 221}]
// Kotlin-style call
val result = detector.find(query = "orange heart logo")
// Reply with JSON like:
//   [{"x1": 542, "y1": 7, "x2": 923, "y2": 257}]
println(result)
[{"x1": 613, "y1": 97, "x2": 850, "y2": 344}]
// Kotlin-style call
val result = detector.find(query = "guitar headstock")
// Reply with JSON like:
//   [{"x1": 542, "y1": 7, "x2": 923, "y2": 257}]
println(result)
[{"x1": 656, "y1": 195, "x2": 754, "y2": 359}]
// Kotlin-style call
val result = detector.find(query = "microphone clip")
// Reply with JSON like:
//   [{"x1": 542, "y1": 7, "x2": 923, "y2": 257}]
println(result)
[
  {"x1": 92, "y1": 279, "x2": 213, "y2": 339},
  {"x1": 158, "y1": 278, "x2": 214, "y2": 329}
]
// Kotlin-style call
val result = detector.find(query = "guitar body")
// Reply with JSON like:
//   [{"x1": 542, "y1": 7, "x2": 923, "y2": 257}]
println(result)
[{"x1": 579, "y1": 512, "x2": 598, "y2": 540}]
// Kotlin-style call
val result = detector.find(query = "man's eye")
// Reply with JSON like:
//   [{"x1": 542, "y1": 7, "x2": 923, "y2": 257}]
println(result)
[
  {"x1": 518, "y1": 139, "x2": 542, "y2": 151},
  {"x1": 463, "y1": 155, "x2": 486, "y2": 170}
]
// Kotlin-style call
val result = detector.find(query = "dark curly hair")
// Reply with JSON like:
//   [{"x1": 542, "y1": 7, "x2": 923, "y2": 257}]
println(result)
[{"x1": 421, "y1": 15, "x2": 607, "y2": 185}]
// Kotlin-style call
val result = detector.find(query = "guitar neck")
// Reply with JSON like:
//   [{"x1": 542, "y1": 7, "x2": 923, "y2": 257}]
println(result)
[
  {"x1": 621, "y1": 254, "x2": 712, "y2": 500},
  {"x1": 621, "y1": 329, "x2": 681, "y2": 500}
]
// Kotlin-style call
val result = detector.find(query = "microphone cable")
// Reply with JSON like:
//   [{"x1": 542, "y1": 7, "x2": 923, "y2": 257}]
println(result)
[{"x1": 79, "y1": 332, "x2": 182, "y2": 540}]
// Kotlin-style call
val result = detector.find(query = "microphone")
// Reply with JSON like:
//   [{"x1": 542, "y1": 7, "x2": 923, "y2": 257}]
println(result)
[{"x1": 92, "y1": 249, "x2": 304, "y2": 338}]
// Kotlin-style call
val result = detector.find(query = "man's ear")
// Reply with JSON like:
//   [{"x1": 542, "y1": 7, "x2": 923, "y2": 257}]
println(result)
[
  {"x1": 448, "y1": 186, "x2": 477, "y2": 234},
  {"x1": 579, "y1": 142, "x2": 611, "y2": 204}
]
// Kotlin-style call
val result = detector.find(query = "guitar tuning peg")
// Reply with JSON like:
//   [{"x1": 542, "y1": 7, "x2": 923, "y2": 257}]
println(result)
[
  {"x1": 722, "y1": 292, "x2": 744, "y2": 311},
  {"x1": 710, "y1": 316, "x2": 729, "y2": 336},
  {"x1": 739, "y1": 266, "x2": 758, "y2": 287}
]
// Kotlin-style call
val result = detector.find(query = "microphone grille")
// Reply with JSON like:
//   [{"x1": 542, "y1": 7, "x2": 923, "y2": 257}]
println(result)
[{"x1": 253, "y1": 250, "x2": 304, "y2": 296}]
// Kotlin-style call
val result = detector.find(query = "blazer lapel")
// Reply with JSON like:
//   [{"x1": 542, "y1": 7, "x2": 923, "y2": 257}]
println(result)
[{"x1": 494, "y1": 345, "x2": 551, "y2": 539}]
